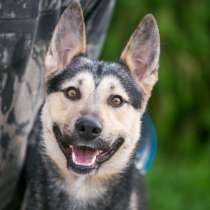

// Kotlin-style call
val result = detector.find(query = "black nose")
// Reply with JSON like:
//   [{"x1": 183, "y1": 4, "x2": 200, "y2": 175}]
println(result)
[{"x1": 75, "y1": 116, "x2": 102, "y2": 140}]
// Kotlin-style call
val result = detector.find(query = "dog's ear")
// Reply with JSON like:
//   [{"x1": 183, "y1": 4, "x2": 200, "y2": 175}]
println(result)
[
  {"x1": 45, "y1": 1, "x2": 86, "y2": 78},
  {"x1": 120, "y1": 14, "x2": 160, "y2": 95}
]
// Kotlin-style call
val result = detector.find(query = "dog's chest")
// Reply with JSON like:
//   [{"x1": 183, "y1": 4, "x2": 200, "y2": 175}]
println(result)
[{"x1": 64, "y1": 176, "x2": 108, "y2": 206}]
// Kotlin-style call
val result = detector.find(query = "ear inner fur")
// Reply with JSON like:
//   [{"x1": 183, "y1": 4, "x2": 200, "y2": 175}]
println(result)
[
  {"x1": 120, "y1": 14, "x2": 160, "y2": 95},
  {"x1": 45, "y1": 1, "x2": 86, "y2": 78}
]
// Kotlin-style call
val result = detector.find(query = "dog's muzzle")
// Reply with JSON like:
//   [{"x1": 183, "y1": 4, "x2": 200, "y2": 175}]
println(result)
[{"x1": 52, "y1": 121, "x2": 124, "y2": 175}]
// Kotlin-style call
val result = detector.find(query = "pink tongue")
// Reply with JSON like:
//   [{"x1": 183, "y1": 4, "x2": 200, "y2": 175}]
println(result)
[{"x1": 72, "y1": 147, "x2": 97, "y2": 165}]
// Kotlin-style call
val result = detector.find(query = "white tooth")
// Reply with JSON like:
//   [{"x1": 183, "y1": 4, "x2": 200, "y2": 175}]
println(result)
[
  {"x1": 72, "y1": 151, "x2": 77, "y2": 163},
  {"x1": 91, "y1": 155, "x2": 96, "y2": 165},
  {"x1": 72, "y1": 152, "x2": 97, "y2": 166}
]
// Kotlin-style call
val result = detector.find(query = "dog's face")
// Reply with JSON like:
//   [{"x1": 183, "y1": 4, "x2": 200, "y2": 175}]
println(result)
[{"x1": 42, "y1": 2, "x2": 160, "y2": 179}]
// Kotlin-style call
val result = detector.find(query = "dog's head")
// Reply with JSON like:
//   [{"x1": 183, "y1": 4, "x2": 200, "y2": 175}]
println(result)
[{"x1": 42, "y1": 2, "x2": 160, "y2": 178}]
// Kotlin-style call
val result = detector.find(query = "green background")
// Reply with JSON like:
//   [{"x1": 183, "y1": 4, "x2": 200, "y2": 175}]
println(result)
[{"x1": 101, "y1": 0, "x2": 210, "y2": 209}]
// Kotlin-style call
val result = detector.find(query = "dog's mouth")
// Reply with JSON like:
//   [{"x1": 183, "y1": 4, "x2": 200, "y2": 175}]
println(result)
[
  {"x1": 62, "y1": 141, "x2": 123, "y2": 175},
  {"x1": 53, "y1": 124, "x2": 124, "y2": 175}
]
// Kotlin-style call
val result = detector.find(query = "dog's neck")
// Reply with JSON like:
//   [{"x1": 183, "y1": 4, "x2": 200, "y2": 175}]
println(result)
[{"x1": 39, "y1": 147, "x2": 135, "y2": 209}]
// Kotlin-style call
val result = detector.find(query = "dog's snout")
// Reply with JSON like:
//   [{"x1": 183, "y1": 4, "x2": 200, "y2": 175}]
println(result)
[{"x1": 75, "y1": 116, "x2": 102, "y2": 140}]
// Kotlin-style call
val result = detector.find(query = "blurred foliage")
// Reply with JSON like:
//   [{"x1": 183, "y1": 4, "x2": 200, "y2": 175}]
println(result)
[
  {"x1": 147, "y1": 153, "x2": 210, "y2": 210},
  {"x1": 101, "y1": 0, "x2": 210, "y2": 209}
]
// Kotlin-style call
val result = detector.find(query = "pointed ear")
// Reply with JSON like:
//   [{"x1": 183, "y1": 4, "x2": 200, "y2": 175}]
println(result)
[
  {"x1": 45, "y1": 1, "x2": 86, "y2": 78},
  {"x1": 120, "y1": 14, "x2": 160, "y2": 95}
]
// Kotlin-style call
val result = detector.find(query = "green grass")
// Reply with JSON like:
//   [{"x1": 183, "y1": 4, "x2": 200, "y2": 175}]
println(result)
[{"x1": 146, "y1": 152, "x2": 210, "y2": 210}]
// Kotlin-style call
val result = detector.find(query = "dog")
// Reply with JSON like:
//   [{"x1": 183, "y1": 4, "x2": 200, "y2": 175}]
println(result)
[{"x1": 22, "y1": 1, "x2": 160, "y2": 210}]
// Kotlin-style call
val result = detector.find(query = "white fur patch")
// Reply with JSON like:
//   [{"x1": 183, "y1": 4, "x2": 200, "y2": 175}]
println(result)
[{"x1": 129, "y1": 190, "x2": 139, "y2": 210}]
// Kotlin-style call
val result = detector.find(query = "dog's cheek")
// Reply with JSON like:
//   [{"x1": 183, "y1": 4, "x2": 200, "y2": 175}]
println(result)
[
  {"x1": 110, "y1": 107, "x2": 141, "y2": 168},
  {"x1": 98, "y1": 106, "x2": 125, "y2": 143},
  {"x1": 47, "y1": 93, "x2": 70, "y2": 123},
  {"x1": 41, "y1": 102, "x2": 69, "y2": 176},
  {"x1": 46, "y1": 93, "x2": 84, "y2": 132},
  {"x1": 97, "y1": 107, "x2": 142, "y2": 176},
  {"x1": 97, "y1": 133, "x2": 140, "y2": 177},
  {"x1": 115, "y1": 106, "x2": 141, "y2": 137},
  {"x1": 102, "y1": 105, "x2": 141, "y2": 142}
]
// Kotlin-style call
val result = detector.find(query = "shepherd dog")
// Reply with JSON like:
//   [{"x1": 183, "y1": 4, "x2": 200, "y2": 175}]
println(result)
[{"x1": 22, "y1": 1, "x2": 160, "y2": 210}]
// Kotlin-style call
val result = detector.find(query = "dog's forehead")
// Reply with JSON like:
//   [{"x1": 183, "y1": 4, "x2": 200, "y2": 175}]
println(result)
[
  {"x1": 69, "y1": 56, "x2": 136, "y2": 88},
  {"x1": 61, "y1": 58, "x2": 126, "y2": 86}
]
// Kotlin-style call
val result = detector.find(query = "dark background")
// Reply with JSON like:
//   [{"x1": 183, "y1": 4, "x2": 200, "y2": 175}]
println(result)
[{"x1": 101, "y1": 0, "x2": 210, "y2": 210}]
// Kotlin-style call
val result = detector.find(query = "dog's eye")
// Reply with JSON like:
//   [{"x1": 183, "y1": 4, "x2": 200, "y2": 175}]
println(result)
[
  {"x1": 108, "y1": 95, "x2": 125, "y2": 108},
  {"x1": 64, "y1": 87, "x2": 81, "y2": 100}
]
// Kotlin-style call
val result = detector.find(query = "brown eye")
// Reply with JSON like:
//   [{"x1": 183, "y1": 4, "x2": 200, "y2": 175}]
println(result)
[
  {"x1": 64, "y1": 87, "x2": 81, "y2": 100},
  {"x1": 108, "y1": 95, "x2": 125, "y2": 108}
]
